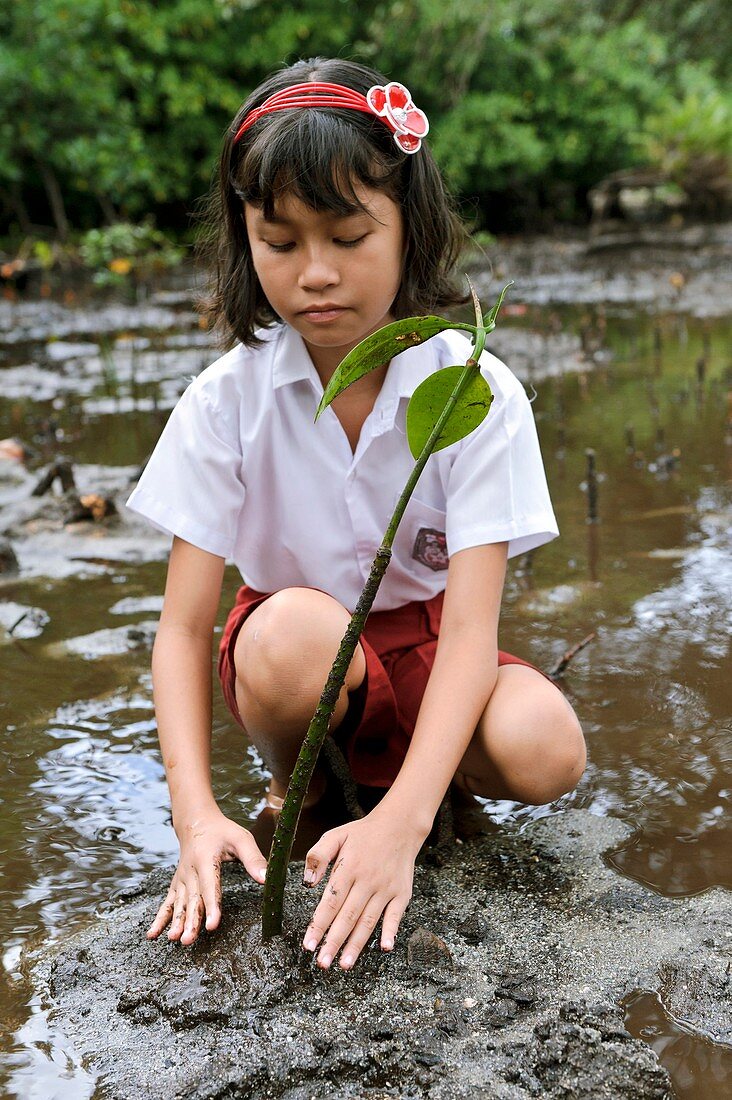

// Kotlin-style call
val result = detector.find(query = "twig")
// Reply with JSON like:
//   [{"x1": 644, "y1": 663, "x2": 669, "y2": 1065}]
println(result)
[
  {"x1": 585, "y1": 449, "x2": 598, "y2": 523},
  {"x1": 547, "y1": 632, "x2": 596, "y2": 679},
  {"x1": 7, "y1": 611, "x2": 29, "y2": 637}
]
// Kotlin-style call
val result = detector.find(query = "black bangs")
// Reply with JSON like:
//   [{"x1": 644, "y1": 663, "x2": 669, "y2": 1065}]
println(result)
[{"x1": 232, "y1": 110, "x2": 404, "y2": 218}]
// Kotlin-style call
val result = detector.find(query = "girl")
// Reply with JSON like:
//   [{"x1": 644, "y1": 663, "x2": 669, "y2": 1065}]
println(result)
[{"x1": 126, "y1": 57, "x2": 586, "y2": 971}]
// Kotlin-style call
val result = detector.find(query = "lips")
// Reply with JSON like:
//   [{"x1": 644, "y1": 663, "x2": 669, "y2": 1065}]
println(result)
[{"x1": 299, "y1": 305, "x2": 348, "y2": 323}]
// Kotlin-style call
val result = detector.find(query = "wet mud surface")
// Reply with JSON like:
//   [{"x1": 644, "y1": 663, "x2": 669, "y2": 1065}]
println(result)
[
  {"x1": 1, "y1": 227, "x2": 731, "y2": 1096},
  {"x1": 471, "y1": 222, "x2": 732, "y2": 315},
  {"x1": 31, "y1": 811, "x2": 731, "y2": 1099}
]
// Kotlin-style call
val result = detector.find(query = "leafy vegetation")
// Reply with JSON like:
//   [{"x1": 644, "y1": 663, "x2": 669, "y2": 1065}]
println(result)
[
  {"x1": 78, "y1": 222, "x2": 184, "y2": 285},
  {"x1": 0, "y1": 0, "x2": 728, "y2": 245}
]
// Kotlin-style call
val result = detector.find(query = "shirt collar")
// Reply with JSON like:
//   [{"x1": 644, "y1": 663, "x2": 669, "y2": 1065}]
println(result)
[
  {"x1": 270, "y1": 322, "x2": 440, "y2": 430},
  {"x1": 374, "y1": 338, "x2": 440, "y2": 435},
  {"x1": 271, "y1": 325, "x2": 319, "y2": 389}
]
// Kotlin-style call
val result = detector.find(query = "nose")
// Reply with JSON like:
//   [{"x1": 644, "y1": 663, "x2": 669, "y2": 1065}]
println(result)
[{"x1": 298, "y1": 243, "x2": 340, "y2": 292}]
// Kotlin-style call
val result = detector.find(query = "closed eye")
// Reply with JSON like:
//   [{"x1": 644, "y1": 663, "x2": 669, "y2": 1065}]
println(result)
[
  {"x1": 263, "y1": 234, "x2": 367, "y2": 253},
  {"x1": 335, "y1": 235, "x2": 367, "y2": 248}
]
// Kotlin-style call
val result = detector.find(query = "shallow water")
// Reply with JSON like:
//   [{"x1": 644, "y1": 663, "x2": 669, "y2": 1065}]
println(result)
[
  {"x1": 625, "y1": 990, "x2": 732, "y2": 1099},
  {"x1": 0, "y1": 272, "x2": 730, "y2": 1097}
]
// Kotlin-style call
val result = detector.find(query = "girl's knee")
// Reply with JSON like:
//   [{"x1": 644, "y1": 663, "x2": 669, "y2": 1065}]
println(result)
[
  {"x1": 468, "y1": 669, "x2": 586, "y2": 804},
  {"x1": 233, "y1": 588, "x2": 365, "y2": 718},
  {"x1": 511, "y1": 699, "x2": 586, "y2": 804},
  {"x1": 538, "y1": 707, "x2": 586, "y2": 800},
  {"x1": 512, "y1": 689, "x2": 585, "y2": 803}
]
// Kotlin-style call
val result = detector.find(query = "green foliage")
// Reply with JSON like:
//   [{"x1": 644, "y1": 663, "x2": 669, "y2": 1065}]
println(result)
[
  {"x1": 316, "y1": 316, "x2": 475, "y2": 418},
  {"x1": 598, "y1": 0, "x2": 732, "y2": 81},
  {"x1": 79, "y1": 221, "x2": 184, "y2": 284},
  {"x1": 429, "y1": 14, "x2": 673, "y2": 218},
  {"x1": 639, "y1": 64, "x2": 732, "y2": 176},
  {"x1": 406, "y1": 365, "x2": 493, "y2": 458},
  {"x1": 31, "y1": 239, "x2": 56, "y2": 270},
  {"x1": 0, "y1": 0, "x2": 728, "y2": 239}
]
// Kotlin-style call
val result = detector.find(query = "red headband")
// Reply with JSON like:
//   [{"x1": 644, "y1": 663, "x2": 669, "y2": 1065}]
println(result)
[{"x1": 232, "y1": 81, "x2": 429, "y2": 154}]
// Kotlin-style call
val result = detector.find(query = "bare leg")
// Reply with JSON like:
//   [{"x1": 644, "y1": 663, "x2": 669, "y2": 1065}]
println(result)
[
  {"x1": 233, "y1": 588, "x2": 367, "y2": 803},
  {"x1": 454, "y1": 664, "x2": 586, "y2": 804}
]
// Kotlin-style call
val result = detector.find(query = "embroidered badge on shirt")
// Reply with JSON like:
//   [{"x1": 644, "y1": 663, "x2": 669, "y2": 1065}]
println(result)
[{"x1": 412, "y1": 527, "x2": 449, "y2": 571}]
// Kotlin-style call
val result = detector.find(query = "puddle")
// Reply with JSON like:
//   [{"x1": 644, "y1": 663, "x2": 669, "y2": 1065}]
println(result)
[
  {"x1": 1, "y1": 258, "x2": 731, "y2": 1098},
  {"x1": 624, "y1": 990, "x2": 732, "y2": 1098}
]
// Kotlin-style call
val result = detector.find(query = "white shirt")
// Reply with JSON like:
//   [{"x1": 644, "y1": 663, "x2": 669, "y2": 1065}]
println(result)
[{"x1": 126, "y1": 323, "x2": 558, "y2": 611}]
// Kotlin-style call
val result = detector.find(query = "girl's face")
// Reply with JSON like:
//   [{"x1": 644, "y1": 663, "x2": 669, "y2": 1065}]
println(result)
[{"x1": 244, "y1": 185, "x2": 404, "y2": 379}]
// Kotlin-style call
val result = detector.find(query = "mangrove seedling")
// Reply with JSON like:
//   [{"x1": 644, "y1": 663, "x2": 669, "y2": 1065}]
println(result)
[{"x1": 261, "y1": 279, "x2": 512, "y2": 940}]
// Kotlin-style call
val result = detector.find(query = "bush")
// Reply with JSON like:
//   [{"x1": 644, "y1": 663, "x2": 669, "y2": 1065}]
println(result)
[
  {"x1": 638, "y1": 64, "x2": 732, "y2": 215},
  {"x1": 78, "y1": 221, "x2": 184, "y2": 285}
]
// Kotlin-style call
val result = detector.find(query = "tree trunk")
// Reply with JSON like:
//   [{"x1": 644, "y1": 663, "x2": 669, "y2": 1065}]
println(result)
[
  {"x1": 95, "y1": 191, "x2": 119, "y2": 225},
  {"x1": 38, "y1": 162, "x2": 69, "y2": 241},
  {"x1": 1, "y1": 184, "x2": 34, "y2": 235}
]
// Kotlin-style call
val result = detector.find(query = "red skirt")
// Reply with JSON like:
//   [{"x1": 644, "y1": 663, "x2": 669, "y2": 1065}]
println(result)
[{"x1": 218, "y1": 585, "x2": 543, "y2": 789}]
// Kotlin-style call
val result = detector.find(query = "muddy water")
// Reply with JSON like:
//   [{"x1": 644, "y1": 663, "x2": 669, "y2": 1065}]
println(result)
[
  {"x1": 1, "y1": 270, "x2": 730, "y2": 1097},
  {"x1": 625, "y1": 990, "x2": 732, "y2": 1098}
]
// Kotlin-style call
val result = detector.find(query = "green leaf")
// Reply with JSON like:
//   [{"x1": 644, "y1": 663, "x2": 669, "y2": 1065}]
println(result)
[
  {"x1": 315, "y1": 315, "x2": 474, "y2": 419},
  {"x1": 406, "y1": 366, "x2": 494, "y2": 459},
  {"x1": 483, "y1": 281, "x2": 514, "y2": 334}
]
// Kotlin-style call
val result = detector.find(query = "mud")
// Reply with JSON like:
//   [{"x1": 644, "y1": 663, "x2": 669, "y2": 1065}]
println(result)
[
  {"x1": 30, "y1": 810, "x2": 732, "y2": 1098},
  {"x1": 470, "y1": 222, "x2": 732, "y2": 317},
  {"x1": 472, "y1": 222, "x2": 732, "y2": 378},
  {"x1": 0, "y1": 459, "x2": 170, "y2": 580}
]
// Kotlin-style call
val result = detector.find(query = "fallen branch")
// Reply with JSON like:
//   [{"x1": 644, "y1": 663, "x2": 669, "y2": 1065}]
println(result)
[
  {"x1": 31, "y1": 460, "x2": 76, "y2": 496},
  {"x1": 546, "y1": 632, "x2": 596, "y2": 679}
]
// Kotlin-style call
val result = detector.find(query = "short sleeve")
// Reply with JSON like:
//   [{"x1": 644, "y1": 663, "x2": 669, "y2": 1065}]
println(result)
[
  {"x1": 125, "y1": 383, "x2": 245, "y2": 559},
  {"x1": 445, "y1": 365, "x2": 558, "y2": 559}
]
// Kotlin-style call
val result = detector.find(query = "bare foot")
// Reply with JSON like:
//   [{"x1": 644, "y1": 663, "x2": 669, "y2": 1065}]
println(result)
[{"x1": 250, "y1": 769, "x2": 349, "y2": 860}]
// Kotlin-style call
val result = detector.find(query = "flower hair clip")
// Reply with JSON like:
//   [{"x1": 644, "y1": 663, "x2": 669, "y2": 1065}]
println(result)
[{"x1": 366, "y1": 82, "x2": 429, "y2": 154}]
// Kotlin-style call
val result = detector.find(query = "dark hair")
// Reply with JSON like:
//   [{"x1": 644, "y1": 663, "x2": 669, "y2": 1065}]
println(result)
[{"x1": 198, "y1": 58, "x2": 469, "y2": 348}]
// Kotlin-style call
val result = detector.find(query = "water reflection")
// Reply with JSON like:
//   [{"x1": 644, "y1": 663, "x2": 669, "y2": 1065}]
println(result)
[
  {"x1": 4, "y1": 1000, "x2": 95, "y2": 1100},
  {"x1": 625, "y1": 990, "x2": 732, "y2": 1098}
]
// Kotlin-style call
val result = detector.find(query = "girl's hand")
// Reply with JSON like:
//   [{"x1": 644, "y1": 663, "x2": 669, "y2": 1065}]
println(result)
[
  {"x1": 301, "y1": 807, "x2": 426, "y2": 970},
  {"x1": 147, "y1": 809, "x2": 268, "y2": 946}
]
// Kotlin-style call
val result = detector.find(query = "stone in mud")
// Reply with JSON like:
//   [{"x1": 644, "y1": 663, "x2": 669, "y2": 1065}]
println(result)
[
  {"x1": 49, "y1": 620, "x2": 159, "y2": 659},
  {"x1": 0, "y1": 600, "x2": 49, "y2": 639},
  {"x1": 433, "y1": 1000, "x2": 468, "y2": 1037},
  {"x1": 457, "y1": 911, "x2": 490, "y2": 945},
  {"x1": 64, "y1": 492, "x2": 118, "y2": 523},
  {"x1": 109, "y1": 595, "x2": 165, "y2": 615},
  {"x1": 493, "y1": 971, "x2": 538, "y2": 1008},
  {"x1": 0, "y1": 437, "x2": 27, "y2": 463},
  {"x1": 407, "y1": 927, "x2": 454, "y2": 972}
]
